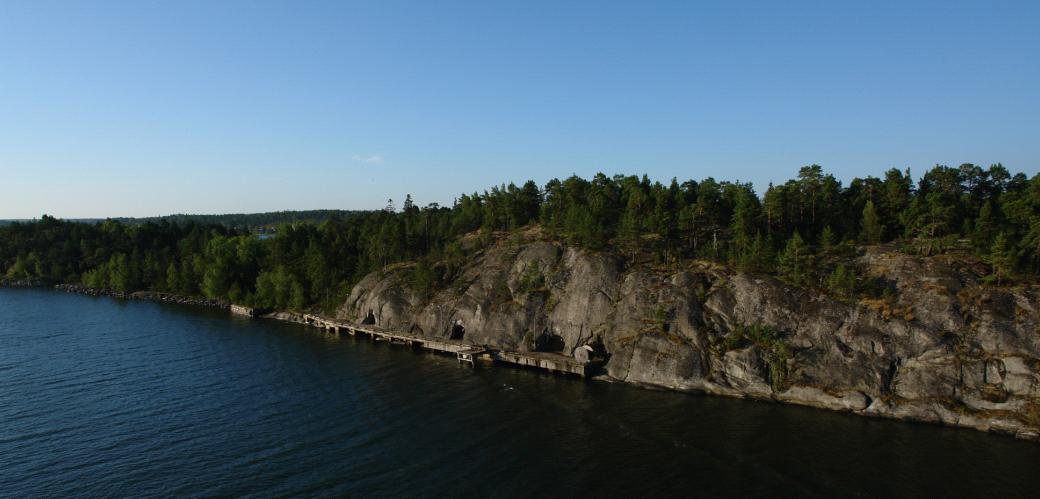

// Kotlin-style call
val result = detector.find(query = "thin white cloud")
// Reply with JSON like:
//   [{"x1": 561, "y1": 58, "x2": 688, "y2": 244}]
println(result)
[{"x1": 351, "y1": 154, "x2": 384, "y2": 164}]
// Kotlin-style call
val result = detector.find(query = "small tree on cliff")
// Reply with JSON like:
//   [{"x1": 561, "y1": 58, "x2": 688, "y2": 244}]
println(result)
[
  {"x1": 825, "y1": 264, "x2": 856, "y2": 299},
  {"x1": 860, "y1": 200, "x2": 884, "y2": 245},
  {"x1": 735, "y1": 232, "x2": 774, "y2": 273},
  {"x1": 777, "y1": 231, "x2": 813, "y2": 287},
  {"x1": 972, "y1": 201, "x2": 998, "y2": 252},
  {"x1": 988, "y1": 232, "x2": 1015, "y2": 285}
]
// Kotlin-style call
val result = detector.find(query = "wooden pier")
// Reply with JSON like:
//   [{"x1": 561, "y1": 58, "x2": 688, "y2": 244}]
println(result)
[
  {"x1": 293, "y1": 313, "x2": 591, "y2": 377},
  {"x1": 455, "y1": 346, "x2": 487, "y2": 365}
]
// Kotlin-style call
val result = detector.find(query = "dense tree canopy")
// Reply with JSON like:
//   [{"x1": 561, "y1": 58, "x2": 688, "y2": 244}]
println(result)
[{"x1": 2, "y1": 164, "x2": 1038, "y2": 311}]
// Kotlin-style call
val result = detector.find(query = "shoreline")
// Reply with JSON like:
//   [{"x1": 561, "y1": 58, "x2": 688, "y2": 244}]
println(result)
[
  {"x1": 4, "y1": 282, "x2": 1038, "y2": 443},
  {"x1": 54, "y1": 284, "x2": 230, "y2": 308},
  {"x1": 1, "y1": 280, "x2": 229, "y2": 309}
]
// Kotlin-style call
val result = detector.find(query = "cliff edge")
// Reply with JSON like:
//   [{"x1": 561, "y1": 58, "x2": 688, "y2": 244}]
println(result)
[{"x1": 336, "y1": 233, "x2": 1040, "y2": 441}]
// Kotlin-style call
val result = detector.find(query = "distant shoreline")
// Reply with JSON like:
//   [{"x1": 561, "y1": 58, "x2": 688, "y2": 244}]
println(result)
[{"x1": 1, "y1": 280, "x2": 229, "y2": 309}]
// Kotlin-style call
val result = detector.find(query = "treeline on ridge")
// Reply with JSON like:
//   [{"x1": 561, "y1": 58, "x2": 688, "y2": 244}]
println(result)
[
  {"x1": 1, "y1": 209, "x2": 364, "y2": 230},
  {"x1": 2, "y1": 163, "x2": 1038, "y2": 311}
]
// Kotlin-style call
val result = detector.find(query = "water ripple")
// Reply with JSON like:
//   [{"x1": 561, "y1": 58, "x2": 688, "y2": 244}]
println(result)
[{"x1": 1, "y1": 288, "x2": 1038, "y2": 497}]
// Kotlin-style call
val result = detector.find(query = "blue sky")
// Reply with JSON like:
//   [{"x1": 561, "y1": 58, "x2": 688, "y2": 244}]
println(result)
[{"x1": 1, "y1": 0, "x2": 1038, "y2": 218}]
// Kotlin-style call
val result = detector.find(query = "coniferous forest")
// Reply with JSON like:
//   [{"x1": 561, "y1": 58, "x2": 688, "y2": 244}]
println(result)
[{"x1": 2, "y1": 164, "x2": 1039, "y2": 311}]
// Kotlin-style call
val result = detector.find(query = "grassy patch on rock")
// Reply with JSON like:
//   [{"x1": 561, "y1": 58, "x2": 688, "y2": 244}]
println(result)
[{"x1": 713, "y1": 324, "x2": 791, "y2": 393}]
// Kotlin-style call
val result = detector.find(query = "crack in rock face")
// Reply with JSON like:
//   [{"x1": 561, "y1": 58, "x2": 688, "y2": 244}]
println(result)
[{"x1": 335, "y1": 240, "x2": 1040, "y2": 441}]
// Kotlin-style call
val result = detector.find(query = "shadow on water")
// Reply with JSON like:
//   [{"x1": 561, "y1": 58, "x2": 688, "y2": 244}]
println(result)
[{"x1": 0, "y1": 288, "x2": 1037, "y2": 497}]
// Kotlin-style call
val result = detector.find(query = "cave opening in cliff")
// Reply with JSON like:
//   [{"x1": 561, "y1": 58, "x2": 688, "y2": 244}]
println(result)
[
  {"x1": 362, "y1": 310, "x2": 376, "y2": 325},
  {"x1": 535, "y1": 331, "x2": 565, "y2": 352},
  {"x1": 450, "y1": 323, "x2": 465, "y2": 340}
]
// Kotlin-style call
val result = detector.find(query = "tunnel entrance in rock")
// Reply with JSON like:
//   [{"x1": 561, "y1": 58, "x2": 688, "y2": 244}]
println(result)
[
  {"x1": 535, "y1": 331, "x2": 565, "y2": 352},
  {"x1": 362, "y1": 310, "x2": 376, "y2": 325},
  {"x1": 450, "y1": 322, "x2": 465, "y2": 340}
]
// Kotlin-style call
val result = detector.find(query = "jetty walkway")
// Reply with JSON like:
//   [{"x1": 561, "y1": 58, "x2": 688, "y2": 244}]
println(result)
[{"x1": 271, "y1": 312, "x2": 593, "y2": 377}]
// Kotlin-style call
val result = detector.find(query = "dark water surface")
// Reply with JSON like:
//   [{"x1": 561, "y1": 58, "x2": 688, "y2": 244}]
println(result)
[{"x1": 1, "y1": 289, "x2": 1037, "y2": 497}]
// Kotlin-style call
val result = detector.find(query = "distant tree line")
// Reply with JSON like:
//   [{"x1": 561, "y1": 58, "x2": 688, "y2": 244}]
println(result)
[
  {"x1": 2, "y1": 164, "x2": 1038, "y2": 310},
  {"x1": 105, "y1": 209, "x2": 368, "y2": 231},
  {"x1": 0, "y1": 210, "x2": 365, "y2": 231}
]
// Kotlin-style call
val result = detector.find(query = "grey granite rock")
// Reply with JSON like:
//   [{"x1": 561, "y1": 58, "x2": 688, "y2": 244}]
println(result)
[{"x1": 336, "y1": 239, "x2": 1040, "y2": 441}]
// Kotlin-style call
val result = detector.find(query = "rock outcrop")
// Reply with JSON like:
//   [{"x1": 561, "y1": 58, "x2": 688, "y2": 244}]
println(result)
[
  {"x1": 0, "y1": 277, "x2": 49, "y2": 287},
  {"x1": 336, "y1": 236, "x2": 1040, "y2": 441}
]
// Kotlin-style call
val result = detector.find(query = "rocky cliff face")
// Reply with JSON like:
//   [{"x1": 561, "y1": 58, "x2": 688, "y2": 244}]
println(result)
[{"x1": 336, "y1": 234, "x2": 1040, "y2": 441}]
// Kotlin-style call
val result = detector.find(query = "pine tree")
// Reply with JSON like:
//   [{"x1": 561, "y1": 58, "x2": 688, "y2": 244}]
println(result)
[
  {"x1": 777, "y1": 231, "x2": 813, "y2": 286},
  {"x1": 762, "y1": 183, "x2": 785, "y2": 237},
  {"x1": 515, "y1": 180, "x2": 542, "y2": 226},
  {"x1": 972, "y1": 201, "x2": 998, "y2": 252},
  {"x1": 617, "y1": 207, "x2": 642, "y2": 258},
  {"x1": 728, "y1": 189, "x2": 760, "y2": 264},
  {"x1": 819, "y1": 226, "x2": 837, "y2": 255},
  {"x1": 860, "y1": 200, "x2": 884, "y2": 244},
  {"x1": 825, "y1": 264, "x2": 856, "y2": 299},
  {"x1": 882, "y1": 167, "x2": 912, "y2": 238},
  {"x1": 736, "y1": 232, "x2": 774, "y2": 273},
  {"x1": 411, "y1": 258, "x2": 438, "y2": 301},
  {"x1": 989, "y1": 232, "x2": 1015, "y2": 284}
]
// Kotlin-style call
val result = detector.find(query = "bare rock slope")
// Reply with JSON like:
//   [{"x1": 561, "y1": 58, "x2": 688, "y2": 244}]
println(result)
[{"x1": 336, "y1": 237, "x2": 1040, "y2": 441}]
